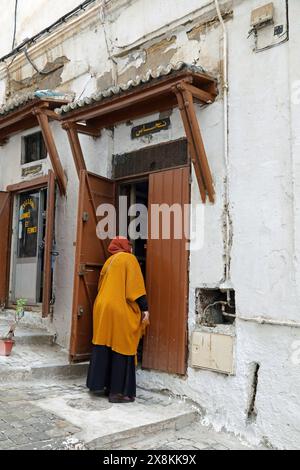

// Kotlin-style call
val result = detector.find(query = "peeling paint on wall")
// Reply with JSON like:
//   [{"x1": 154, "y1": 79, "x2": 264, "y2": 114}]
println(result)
[
  {"x1": 7, "y1": 56, "x2": 69, "y2": 97},
  {"x1": 117, "y1": 36, "x2": 177, "y2": 84},
  {"x1": 187, "y1": 10, "x2": 233, "y2": 40}
]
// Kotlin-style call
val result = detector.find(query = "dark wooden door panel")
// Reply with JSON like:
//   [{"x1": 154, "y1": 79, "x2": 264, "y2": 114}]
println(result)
[{"x1": 143, "y1": 167, "x2": 190, "y2": 375}]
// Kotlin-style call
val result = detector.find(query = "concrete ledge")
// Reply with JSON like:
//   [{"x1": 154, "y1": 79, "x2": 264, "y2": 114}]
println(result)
[
  {"x1": 88, "y1": 411, "x2": 199, "y2": 450},
  {"x1": 0, "y1": 363, "x2": 89, "y2": 385}
]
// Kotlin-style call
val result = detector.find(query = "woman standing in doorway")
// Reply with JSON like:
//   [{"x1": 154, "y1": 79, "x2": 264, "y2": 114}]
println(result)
[{"x1": 87, "y1": 236, "x2": 149, "y2": 403}]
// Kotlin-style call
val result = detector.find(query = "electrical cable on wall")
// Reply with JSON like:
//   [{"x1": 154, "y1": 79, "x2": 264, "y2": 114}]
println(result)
[
  {"x1": 12, "y1": 0, "x2": 18, "y2": 50},
  {"x1": 23, "y1": 47, "x2": 62, "y2": 76},
  {"x1": 1, "y1": 0, "x2": 99, "y2": 64}
]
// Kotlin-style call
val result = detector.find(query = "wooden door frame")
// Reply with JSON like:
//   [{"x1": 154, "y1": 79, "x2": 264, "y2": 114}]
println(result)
[
  {"x1": 5, "y1": 173, "x2": 56, "y2": 314},
  {"x1": 0, "y1": 192, "x2": 13, "y2": 309}
]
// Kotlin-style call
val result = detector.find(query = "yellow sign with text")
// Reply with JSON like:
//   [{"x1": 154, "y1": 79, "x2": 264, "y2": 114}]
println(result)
[
  {"x1": 27, "y1": 227, "x2": 37, "y2": 235},
  {"x1": 21, "y1": 212, "x2": 30, "y2": 220}
]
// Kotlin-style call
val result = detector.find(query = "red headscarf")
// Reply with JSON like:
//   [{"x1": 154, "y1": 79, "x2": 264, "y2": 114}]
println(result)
[{"x1": 108, "y1": 236, "x2": 132, "y2": 255}]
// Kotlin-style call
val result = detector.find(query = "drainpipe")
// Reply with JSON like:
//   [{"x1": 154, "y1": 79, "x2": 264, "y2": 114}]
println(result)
[{"x1": 214, "y1": 0, "x2": 232, "y2": 300}]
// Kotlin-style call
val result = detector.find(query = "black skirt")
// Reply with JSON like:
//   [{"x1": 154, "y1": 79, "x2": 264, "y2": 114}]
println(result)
[{"x1": 86, "y1": 345, "x2": 136, "y2": 397}]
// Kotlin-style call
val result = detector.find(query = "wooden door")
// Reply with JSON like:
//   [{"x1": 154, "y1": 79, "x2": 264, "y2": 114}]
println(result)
[
  {"x1": 70, "y1": 170, "x2": 115, "y2": 362},
  {"x1": 142, "y1": 166, "x2": 190, "y2": 375},
  {"x1": 0, "y1": 192, "x2": 12, "y2": 308}
]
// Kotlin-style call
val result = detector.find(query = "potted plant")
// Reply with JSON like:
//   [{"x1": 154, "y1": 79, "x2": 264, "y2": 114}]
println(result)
[{"x1": 0, "y1": 299, "x2": 27, "y2": 356}]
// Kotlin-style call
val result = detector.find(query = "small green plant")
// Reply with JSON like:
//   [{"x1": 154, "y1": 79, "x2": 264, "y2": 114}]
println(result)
[
  {"x1": 1, "y1": 299, "x2": 27, "y2": 340},
  {"x1": 15, "y1": 298, "x2": 27, "y2": 322}
]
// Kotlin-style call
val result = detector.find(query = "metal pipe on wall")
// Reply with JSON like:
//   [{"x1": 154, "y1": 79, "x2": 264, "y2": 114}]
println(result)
[{"x1": 214, "y1": 0, "x2": 231, "y2": 299}]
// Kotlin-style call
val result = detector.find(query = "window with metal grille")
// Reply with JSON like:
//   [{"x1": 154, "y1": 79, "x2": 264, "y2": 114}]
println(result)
[{"x1": 21, "y1": 132, "x2": 47, "y2": 164}]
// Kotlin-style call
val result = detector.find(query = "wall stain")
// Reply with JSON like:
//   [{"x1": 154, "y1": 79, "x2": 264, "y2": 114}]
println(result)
[{"x1": 7, "y1": 56, "x2": 69, "y2": 98}]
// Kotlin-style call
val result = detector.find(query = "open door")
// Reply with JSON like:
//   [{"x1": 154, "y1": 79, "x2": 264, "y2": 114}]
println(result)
[
  {"x1": 143, "y1": 166, "x2": 190, "y2": 375},
  {"x1": 0, "y1": 192, "x2": 12, "y2": 308},
  {"x1": 70, "y1": 170, "x2": 115, "y2": 362},
  {"x1": 42, "y1": 170, "x2": 56, "y2": 317}
]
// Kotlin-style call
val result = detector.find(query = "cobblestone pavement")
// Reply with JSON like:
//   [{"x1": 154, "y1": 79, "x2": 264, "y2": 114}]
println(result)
[
  {"x1": 0, "y1": 383, "x2": 85, "y2": 450},
  {"x1": 0, "y1": 381, "x2": 259, "y2": 451}
]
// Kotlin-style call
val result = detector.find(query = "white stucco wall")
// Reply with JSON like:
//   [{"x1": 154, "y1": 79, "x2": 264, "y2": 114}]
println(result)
[{"x1": 0, "y1": 0, "x2": 299, "y2": 449}]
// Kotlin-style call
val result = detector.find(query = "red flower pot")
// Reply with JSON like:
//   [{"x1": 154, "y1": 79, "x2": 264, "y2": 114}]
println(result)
[{"x1": 0, "y1": 339, "x2": 15, "y2": 356}]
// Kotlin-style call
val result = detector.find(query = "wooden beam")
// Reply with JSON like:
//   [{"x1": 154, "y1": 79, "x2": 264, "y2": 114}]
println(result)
[
  {"x1": 62, "y1": 123, "x2": 86, "y2": 177},
  {"x1": 173, "y1": 87, "x2": 206, "y2": 203},
  {"x1": 64, "y1": 76, "x2": 193, "y2": 123},
  {"x1": 180, "y1": 82, "x2": 215, "y2": 104},
  {"x1": 42, "y1": 109, "x2": 62, "y2": 121},
  {"x1": 34, "y1": 108, "x2": 67, "y2": 196},
  {"x1": 0, "y1": 116, "x2": 40, "y2": 140},
  {"x1": 88, "y1": 94, "x2": 178, "y2": 130},
  {"x1": 181, "y1": 89, "x2": 215, "y2": 203},
  {"x1": 74, "y1": 123, "x2": 101, "y2": 137},
  {"x1": 7, "y1": 175, "x2": 48, "y2": 193},
  {"x1": 0, "y1": 99, "x2": 47, "y2": 131}
]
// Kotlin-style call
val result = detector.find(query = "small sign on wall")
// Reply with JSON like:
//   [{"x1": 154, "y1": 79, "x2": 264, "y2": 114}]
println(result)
[
  {"x1": 131, "y1": 118, "x2": 171, "y2": 139},
  {"x1": 22, "y1": 164, "x2": 43, "y2": 178}
]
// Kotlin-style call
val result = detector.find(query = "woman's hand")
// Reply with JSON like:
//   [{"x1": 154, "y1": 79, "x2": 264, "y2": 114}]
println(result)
[{"x1": 142, "y1": 311, "x2": 150, "y2": 323}]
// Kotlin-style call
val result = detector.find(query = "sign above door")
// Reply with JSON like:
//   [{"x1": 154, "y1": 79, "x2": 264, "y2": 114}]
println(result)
[{"x1": 131, "y1": 118, "x2": 171, "y2": 139}]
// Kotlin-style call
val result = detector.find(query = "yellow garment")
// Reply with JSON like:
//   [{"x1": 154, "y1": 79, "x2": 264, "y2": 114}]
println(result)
[{"x1": 92, "y1": 252, "x2": 148, "y2": 356}]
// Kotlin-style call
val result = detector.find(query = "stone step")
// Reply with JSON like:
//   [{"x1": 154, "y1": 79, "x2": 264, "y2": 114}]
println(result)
[
  {"x1": 0, "y1": 310, "x2": 51, "y2": 333},
  {"x1": 0, "y1": 332, "x2": 89, "y2": 385},
  {"x1": 0, "y1": 323, "x2": 56, "y2": 346},
  {"x1": 0, "y1": 381, "x2": 203, "y2": 451},
  {"x1": 0, "y1": 362, "x2": 89, "y2": 385},
  {"x1": 8, "y1": 382, "x2": 200, "y2": 450}
]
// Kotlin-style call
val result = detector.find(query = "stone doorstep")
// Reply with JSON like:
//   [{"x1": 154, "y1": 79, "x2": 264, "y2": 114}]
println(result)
[
  {"x1": 0, "y1": 363, "x2": 89, "y2": 386},
  {"x1": 87, "y1": 411, "x2": 199, "y2": 450},
  {"x1": 0, "y1": 320, "x2": 55, "y2": 346},
  {"x1": 0, "y1": 311, "x2": 50, "y2": 330}
]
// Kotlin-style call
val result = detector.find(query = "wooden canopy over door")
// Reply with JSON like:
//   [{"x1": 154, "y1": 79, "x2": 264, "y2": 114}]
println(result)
[
  {"x1": 61, "y1": 66, "x2": 217, "y2": 204},
  {"x1": 70, "y1": 170, "x2": 115, "y2": 362},
  {"x1": 143, "y1": 166, "x2": 190, "y2": 375},
  {"x1": 0, "y1": 192, "x2": 12, "y2": 308}
]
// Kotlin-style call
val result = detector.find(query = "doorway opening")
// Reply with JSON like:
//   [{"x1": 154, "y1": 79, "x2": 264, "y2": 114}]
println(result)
[
  {"x1": 118, "y1": 178, "x2": 149, "y2": 364},
  {"x1": 10, "y1": 187, "x2": 48, "y2": 306}
]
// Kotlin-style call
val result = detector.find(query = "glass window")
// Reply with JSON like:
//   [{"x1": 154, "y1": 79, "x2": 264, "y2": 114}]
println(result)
[
  {"x1": 17, "y1": 191, "x2": 40, "y2": 258},
  {"x1": 22, "y1": 132, "x2": 47, "y2": 164}
]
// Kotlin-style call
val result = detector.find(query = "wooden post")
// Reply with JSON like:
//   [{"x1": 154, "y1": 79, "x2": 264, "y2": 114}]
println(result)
[
  {"x1": 173, "y1": 83, "x2": 215, "y2": 203},
  {"x1": 63, "y1": 122, "x2": 87, "y2": 178},
  {"x1": 42, "y1": 170, "x2": 56, "y2": 317},
  {"x1": 173, "y1": 86, "x2": 207, "y2": 203},
  {"x1": 34, "y1": 109, "x2": 67, "y2": 195}
]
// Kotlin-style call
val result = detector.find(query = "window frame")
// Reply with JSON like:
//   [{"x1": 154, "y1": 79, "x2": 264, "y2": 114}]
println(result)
[{"x1": 21, "y1": 131, "x2": 47, "y2": 165}]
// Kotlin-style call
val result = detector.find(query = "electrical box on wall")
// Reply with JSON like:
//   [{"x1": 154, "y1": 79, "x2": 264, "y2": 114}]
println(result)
[
  {"x1": 191, "y1": 331, "x2": 235, "y2": 375},
  {"x1": 251, "y1": 2, "x2": 274, "y2": 29}
]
